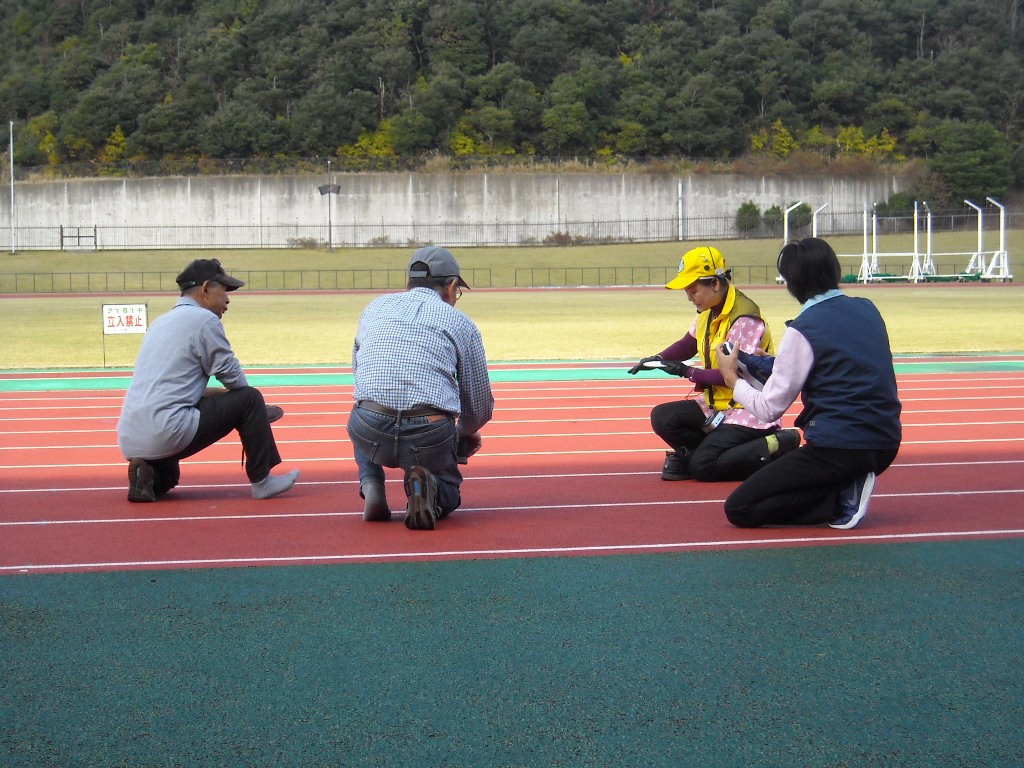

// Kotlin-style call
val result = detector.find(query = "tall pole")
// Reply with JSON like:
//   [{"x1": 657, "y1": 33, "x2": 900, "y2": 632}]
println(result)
[
  {"x1": 326, "y1": 159, "x2": 332, "y2": 252},
  {"x1": 8, "y1": 121, "x2": 14, "y2": 254}
]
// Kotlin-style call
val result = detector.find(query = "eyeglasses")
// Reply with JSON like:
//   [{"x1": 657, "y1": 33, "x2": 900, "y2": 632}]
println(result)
[{"x1": 455, "y1": 287, "x2": 463, "y2": 301}]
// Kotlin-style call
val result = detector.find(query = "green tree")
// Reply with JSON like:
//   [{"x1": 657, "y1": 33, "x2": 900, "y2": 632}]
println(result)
[
  {"x1": 929, "y1": 120, "x2": 1013, "y2": 202},
  {"x1": 461, "y1": 105, "x2": 516, "y2": 152},
  {"x1": 540, "y1": 102, "x2": 590, "y2": 155},
  {"x1": 662, "y1": 74, "x2": 745, "y2": 157},
  {"x1": 133, "y1": 95, "x2": 199, "y2": 157},
  {"x1": 423, "y1": 1, "x2": 490, "y2": 76},
  {"x1": 198, "y1": 100, "x2": 287, "y2": 156},
  {"x1": 99, "y1": 125, "x2": 127, "y2": 163},
  {"x1": 337, "y1": 120, "x2": 397, "y2": 158},
  {"x1": 751, "y1": 119, "x2": 798, "y2": 158},
  {"x1": 605, "y1": 120, "x2": 649, "y2": 155},
  {"x1": 0, "y1": 0, "x2": 1022, "y2": 168}
]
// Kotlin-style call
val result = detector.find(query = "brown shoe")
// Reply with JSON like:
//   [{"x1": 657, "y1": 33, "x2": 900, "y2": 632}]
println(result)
[
  {"x1": 403, "y1": 466, "x2": 438, "y2": 530},
  {"x1": 127, "y1": 459, "x2": 156, "y2": 502}
]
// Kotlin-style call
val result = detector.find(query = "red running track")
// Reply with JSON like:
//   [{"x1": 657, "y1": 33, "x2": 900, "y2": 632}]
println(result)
[{"x1": 2, "y1": 368, "x2": 1023, "y2": 574}]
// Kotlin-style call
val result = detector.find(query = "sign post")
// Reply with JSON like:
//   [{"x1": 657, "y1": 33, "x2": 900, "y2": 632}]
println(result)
[{"x1": 101, "y1": 303, "x2": 148, "y2": 367}]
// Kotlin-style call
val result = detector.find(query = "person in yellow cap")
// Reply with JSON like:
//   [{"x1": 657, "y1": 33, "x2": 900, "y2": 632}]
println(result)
[{"x1": 627, "y1": 245, "x2": 800, "y2": 481}]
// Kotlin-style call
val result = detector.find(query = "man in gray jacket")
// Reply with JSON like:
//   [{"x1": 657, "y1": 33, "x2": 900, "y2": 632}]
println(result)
[{"x1": 117, "y1": 258, "x2": 299, "y2": 502}]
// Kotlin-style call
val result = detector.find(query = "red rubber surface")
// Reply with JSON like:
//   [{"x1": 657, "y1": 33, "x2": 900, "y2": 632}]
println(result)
[{"x1": 2, "y1": 367, "x2": 1023, "y2": 573}]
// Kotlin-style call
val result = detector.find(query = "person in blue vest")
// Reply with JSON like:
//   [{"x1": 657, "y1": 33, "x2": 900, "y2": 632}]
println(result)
[
  {"x1": 628, "y1": 245, "x2": 800, "y2": 482},
  {"x1": 717, "y1": 237, "x2": 902, "y2": 529}
]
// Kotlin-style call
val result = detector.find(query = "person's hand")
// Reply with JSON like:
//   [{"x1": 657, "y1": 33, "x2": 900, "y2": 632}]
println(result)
[
  {"x1": 659, "y1": 360, "x2": 693, "y2": 377},
  {"x1": 456, "y1": 432, "x2": 482, "y2": 464},
  {"x1": 627, "y1": 355, "x2": 662, "y2": 374},
  {"x1": 716, "y1": 342, "x2": 739, "y2": 386}
]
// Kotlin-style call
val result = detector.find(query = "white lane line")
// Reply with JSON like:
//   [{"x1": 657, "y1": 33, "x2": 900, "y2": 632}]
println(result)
[{"x1": 3, "y1": 487, "x2": 1023, "y2": 527}]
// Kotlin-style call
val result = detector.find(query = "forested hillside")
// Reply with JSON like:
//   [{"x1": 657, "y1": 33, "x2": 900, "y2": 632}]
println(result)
[{"x1": 1, "y1": 0, "x2": 1021, "y2": 202}]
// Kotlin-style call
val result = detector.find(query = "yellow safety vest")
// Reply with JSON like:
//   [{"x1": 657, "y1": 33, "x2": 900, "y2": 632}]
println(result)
[{"x1": 695, "y1": 285, "x2": 774, "y2": 411}]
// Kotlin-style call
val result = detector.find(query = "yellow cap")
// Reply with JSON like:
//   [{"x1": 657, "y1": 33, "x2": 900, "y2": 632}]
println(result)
[{"x1": 665, "y1": 246, "x2": 729, "y2": 290}]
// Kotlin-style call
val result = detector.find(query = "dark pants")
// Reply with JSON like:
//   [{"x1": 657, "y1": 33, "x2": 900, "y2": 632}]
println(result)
[
  {"x1": 346, "y1": 404, "x2": 462, "y2": 516},
  {"x1": 651, "y1": 399, "x2": 777, "y2": 482},
  {"x1": 724, "y1": 443, "x2": 900, "y2": 528},
  {"x1": 150, "y1": 387, "x2": 281, "y2": 492}
]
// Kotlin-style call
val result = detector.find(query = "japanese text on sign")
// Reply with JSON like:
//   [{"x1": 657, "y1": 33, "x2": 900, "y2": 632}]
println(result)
[{"x1": 102, "y1": 304, "x2": 148, "y2": 335}]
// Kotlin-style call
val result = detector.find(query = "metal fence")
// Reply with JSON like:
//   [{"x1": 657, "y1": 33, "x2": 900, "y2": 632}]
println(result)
[
  {"x1": 5, "y1": 206, "x2": 1016, "y2": 252},
  {"x1": 0, "y1": 263, "x2": 868, "y2": 293},
  {"x1": 0, "y1": 268, "x2": 495, "y2": 294}
]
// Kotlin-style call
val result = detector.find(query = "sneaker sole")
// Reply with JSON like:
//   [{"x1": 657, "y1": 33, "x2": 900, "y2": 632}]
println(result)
[{"x1": 404, "y1": 468, "x2": 436, "y2": 530}]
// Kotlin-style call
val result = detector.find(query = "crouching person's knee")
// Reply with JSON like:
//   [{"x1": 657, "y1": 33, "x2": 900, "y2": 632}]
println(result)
[
  {"x1": 241, "y1": 385, "x2": 266, "y2": 405},
  {"x1": 724, "y1": 489, "x2": 758, "y2": 528},
  {"x1": 724, "y1": 504, "x2": 757, "y2": 527}
]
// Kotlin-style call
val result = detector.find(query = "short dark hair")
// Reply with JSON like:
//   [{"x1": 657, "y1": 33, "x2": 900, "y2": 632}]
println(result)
[
  {"x1": 777, "y1": 237, "x2": 841, "y2": 303},
  {"x1": 696, "y1": 272, "x2": 731, "y2": 288}
]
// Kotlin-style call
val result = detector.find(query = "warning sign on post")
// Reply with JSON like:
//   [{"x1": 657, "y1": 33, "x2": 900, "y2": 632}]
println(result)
[{"x1": 102, "y1": 304, "x2": 148, "y2": 335}]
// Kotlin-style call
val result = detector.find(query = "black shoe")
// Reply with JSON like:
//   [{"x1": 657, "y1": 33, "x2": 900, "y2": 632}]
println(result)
[
  {"x1": 127, "y1": 458, "x2": 156, "y2": 503},
  {"x1": 361, "y1": 481, "x2": 391, "y2": 522},
  {"x1": 661, "y1": 450, "x2": 692, "y2": 481},
  {"x1": 404, "y1": 466, "x2": 438, "y2": 530},
  {"x1": 266, "y1": 405, "x2": 284, "y2": 423}
]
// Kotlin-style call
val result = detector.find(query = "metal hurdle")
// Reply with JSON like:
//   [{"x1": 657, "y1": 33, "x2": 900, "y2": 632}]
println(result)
[{"x1": 855, "y1": 198, "x2": 1012, "y2": 284}]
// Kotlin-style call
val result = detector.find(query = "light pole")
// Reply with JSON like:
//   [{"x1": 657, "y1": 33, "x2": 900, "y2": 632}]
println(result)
[
  {"x1": 317, "y1": 159, "x2": 341, "y2": 251},
  {"x1": 8, "y1": 121, "x2": 14, "y2": 254}
]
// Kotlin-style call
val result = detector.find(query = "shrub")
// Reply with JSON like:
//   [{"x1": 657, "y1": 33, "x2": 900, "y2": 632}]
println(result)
[{"x1": 736, "y1": 201, "x2": 761, "y2": 235}]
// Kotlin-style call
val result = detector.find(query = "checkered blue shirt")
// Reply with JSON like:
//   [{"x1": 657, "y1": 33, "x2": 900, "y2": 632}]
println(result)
[{"x1": 352, "y1": 288, "x2": 494, "y2": 434}]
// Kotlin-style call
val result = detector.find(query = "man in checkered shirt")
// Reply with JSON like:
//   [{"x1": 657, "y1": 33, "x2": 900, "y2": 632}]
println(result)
[{"x1": 347, "y1": 246, "x2": 494, "y2": 530}]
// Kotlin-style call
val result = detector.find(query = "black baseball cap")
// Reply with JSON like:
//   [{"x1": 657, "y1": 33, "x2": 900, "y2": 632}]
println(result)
[{"x1": 175, "y1": 259, "x2": 245, "y2": 291}]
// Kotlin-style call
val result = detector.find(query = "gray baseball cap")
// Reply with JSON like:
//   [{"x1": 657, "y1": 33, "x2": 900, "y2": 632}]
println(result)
[{"x1": 408, "y1": 246, "x2": 470, "y2": 289}]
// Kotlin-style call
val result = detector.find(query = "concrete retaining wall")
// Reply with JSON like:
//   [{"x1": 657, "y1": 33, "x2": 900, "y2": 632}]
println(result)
[{"x1": 0, "y1": 172, "x2": 903, "y2": 250}]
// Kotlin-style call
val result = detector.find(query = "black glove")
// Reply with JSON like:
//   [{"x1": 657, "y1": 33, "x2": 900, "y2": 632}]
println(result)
[
  {"x1": 660, "y1": 360, "x2": 693, "y2": 377},
  {"x1": 627, "y1": 355, "x2": 662, "y2": 375}
]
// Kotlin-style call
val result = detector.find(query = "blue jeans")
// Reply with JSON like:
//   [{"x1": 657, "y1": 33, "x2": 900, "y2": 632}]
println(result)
[{"x1": 346, "y1": 404, "x2": 462, "y2": 516}]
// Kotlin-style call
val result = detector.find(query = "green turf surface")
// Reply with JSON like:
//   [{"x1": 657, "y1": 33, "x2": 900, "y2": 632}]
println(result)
[
  {"x1": 3, "y1": 354, "x2": 1024, "y2": 393},
  {"x1": 3, "y1": 229, "x2": 1020, "y2": 282},
  {"x1": 2, "y1": 233, "x2": 1022, "y2": 368},
  {"x1": 2, "y1": 540, "x2": 1021, "y2": 767},
  {"x1": 4, "y1": 284, "x2": 1024, "y2": 370}
]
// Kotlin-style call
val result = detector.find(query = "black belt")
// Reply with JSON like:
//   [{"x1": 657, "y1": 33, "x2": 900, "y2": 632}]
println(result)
[{"x1": 357, "y1": 401, "x2": 449, "y2": 420}]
